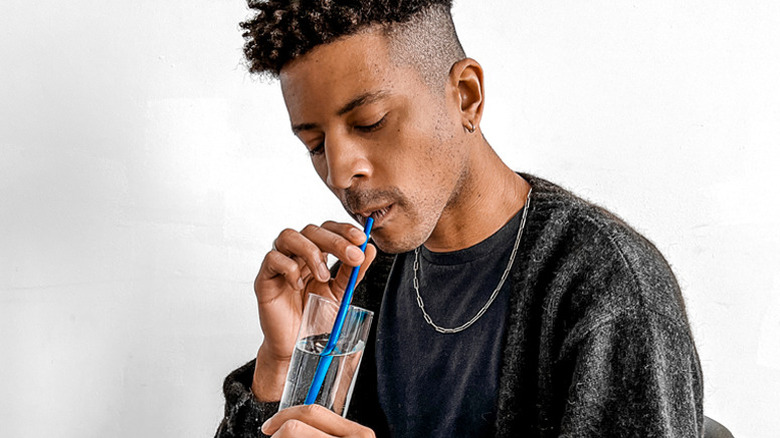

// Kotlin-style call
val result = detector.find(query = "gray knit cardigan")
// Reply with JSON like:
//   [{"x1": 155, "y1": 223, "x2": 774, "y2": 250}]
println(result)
[{"x1": 215, "y1": 174, "x2": 704, "y2": 437}]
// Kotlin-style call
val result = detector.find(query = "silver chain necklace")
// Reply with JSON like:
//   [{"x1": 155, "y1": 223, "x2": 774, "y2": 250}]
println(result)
[{"x1": 413, "y1": 188, "x2": 532, "y2": 334}]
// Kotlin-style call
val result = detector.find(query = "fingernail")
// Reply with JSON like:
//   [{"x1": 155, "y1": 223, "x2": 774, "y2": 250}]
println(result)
[
  {"x1": 297, "y1": 278, "x2": 304, "y2": 290},
  {"x1": 261, "y1": 418, "x2": 270, "y2": 433},
  {"x1": 347, "y1": 245, "x2": 363, "y2": 262},
  {"x1": 318, "y1": 263, "x2": 330, "y2": 281}
]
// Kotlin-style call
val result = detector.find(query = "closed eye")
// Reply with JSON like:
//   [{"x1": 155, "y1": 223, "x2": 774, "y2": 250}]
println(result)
[
  {"x1": 307, "y1": 114, "x2": 388, "y2": 157},
  {"x1": 308, "y1": 142, "x2": 325, "y2": 157},
  {"x1": 354, "y1": 114, "x2": 387, "y2": 133}
]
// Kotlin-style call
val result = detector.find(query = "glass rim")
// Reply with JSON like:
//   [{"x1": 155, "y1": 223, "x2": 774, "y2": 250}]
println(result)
[{"x1": 305, "y1": 292, "x2": 374, "y2": 317}]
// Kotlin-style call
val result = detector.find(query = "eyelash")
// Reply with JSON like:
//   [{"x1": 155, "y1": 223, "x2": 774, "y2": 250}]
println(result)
[
  {"x1": 307, "y1": 115, "x2": 388, "y2": 157},
  {"x1": 308, "y1": 143, "x2": 325, "y2": 156},
  {"x1": 355, "y1": 114, "x2": 387, "y2": 133}
]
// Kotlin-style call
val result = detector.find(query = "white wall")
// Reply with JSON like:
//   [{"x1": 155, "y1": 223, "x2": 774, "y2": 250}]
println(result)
[{"x1": 1, "y1": 0, "x2": 777, "y2": 436}]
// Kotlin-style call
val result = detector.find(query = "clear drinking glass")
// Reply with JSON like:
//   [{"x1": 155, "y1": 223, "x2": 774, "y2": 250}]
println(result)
[{"x1": 278, "y1": 293, "x2": 374, "y2": 417}]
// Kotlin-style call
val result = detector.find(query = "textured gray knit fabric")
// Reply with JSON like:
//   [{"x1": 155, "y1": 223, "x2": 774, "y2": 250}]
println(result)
[{"x1": 215, "y1": 174, "x2": 704, "y2": 437}]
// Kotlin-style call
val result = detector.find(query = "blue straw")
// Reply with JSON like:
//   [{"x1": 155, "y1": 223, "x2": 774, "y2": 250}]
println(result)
[{"x1": 304, "y1": 217, "x2": 374, "y2": 405}]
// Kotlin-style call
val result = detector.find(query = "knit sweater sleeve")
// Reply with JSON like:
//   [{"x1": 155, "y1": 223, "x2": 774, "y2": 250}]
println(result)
[
  {"x1": 547, "y1": 215, "x2": 704, "y2": 437},
  {"x1": 214, "y1": 359, "x2": 278, "y2": 438},
  {"x1": 556, "y1": 311, "x2": 704, "y2": 437}
]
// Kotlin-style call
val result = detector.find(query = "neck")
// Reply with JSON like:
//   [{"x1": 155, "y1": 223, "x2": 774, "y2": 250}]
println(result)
[{"x1": 424, "y1": 139, "x2": 530, "y2": 252}]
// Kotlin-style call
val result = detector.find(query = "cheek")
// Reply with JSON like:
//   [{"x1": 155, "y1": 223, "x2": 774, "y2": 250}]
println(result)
[{"x1": 312, "y1": 159, "x2": 330, "y2": 184}]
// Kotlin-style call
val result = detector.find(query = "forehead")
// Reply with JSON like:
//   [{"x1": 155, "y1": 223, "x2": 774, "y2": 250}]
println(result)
[{"x1": 279, "y1": 31, "x2": 418, "y2": 119}]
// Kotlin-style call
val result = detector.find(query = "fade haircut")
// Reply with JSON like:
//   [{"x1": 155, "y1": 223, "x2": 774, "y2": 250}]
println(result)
[{"x1": 240, "y1": 0, "x2": 466, "y2": 89}]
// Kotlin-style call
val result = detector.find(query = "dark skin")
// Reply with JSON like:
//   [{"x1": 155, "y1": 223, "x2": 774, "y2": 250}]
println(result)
[{"x1": 254, "y1": 28, "x2": 530, "y2": 437}]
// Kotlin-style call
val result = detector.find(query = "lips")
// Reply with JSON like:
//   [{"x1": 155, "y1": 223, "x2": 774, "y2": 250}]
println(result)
[{"x1": 355, "y1": 203, "x2": 394, "y2": 227}]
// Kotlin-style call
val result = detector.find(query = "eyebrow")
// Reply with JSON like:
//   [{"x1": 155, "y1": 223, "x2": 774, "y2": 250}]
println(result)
[
  {"x1": 336, "y1": 90, "x2": 389, "y2": 116},
  {"x1": 291, "y1": 90, "x2": 390, "y2": 134}
]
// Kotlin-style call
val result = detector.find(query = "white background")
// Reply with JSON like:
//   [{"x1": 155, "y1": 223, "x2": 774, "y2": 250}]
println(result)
[{"x1": 1, "y1": 0, "x2": 778, "y2": 436}]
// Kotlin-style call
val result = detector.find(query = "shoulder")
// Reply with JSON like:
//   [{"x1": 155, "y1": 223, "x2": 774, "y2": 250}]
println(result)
[
  {"x1": 522, "y1": 173, "x2": 653, "y2": 251},
  {"x1": 519, "y1": 174, "x2": 690, "y2": 328}
]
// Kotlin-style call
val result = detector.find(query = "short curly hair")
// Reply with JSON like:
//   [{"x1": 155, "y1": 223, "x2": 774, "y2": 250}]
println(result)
[{"x1": 240, "y1": 0, "x2": 465, "y2": 86}]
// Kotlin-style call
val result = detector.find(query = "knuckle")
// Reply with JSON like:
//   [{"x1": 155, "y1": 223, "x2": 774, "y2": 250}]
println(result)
[
  {"x1": 267, "y1": 251, "x2": 287, "y2": 265},
  {"x1": 302, "y1": 224, "x2": 320, "y2": 234},
  {"x1": 278, "y1": 419, "x2": 302, "y2": 433},
  {"x1": 279, "y1": 228, "x2": 297, "y2": 241},
  {"x1": 332, "y1": 234, "x2": 350, "y2": 252},
  {"x1": 301, "y1": 403, "x2": 322, "y2": 416},
  {"x1": 304, "y1": 246, "x2": 322, "y2": 262},
  {"x1": 265, "y1": 252, "x2": 298, "y2": 276},
  {"x1": 282, "y1": 260, "x2": 300, "y2": 275}
]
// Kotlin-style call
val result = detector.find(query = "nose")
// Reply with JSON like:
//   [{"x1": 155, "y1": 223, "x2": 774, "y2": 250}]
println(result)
[{"x1": 324, "y1": 134, "x2": 372, "y2": 190}]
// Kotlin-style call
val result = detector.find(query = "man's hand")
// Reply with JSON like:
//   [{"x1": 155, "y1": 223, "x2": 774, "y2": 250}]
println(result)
[
  {"x1": 252, "y1": 221, "x2": 377, "y2": 401},
  {"x1": 261, "y1": 404, "x2": 376, "y2": 438}
]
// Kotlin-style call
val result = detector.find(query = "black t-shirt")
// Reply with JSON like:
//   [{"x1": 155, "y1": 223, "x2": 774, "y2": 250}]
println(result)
[{"x1": 375, "y1": 207, "x2": 523, "y2": 437}]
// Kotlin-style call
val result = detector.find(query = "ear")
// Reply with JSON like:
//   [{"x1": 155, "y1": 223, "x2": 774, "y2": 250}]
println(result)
[{"x1": 449, "y1": 58, "x2": 485, "y2": 132}]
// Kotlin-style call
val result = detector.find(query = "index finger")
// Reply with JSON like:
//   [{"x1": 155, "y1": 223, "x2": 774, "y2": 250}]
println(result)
[
  {"x1": 320, "y1": 221, "x2": 368, "y2": 246},
  {"x1": 301, "y1": 224, "x2": 366, "y2": 269}
]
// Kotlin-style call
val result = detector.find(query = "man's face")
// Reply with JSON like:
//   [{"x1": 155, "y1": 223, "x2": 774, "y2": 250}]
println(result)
[{"x1": 279, "y1": 31, "x2": 469, "y2": 253}]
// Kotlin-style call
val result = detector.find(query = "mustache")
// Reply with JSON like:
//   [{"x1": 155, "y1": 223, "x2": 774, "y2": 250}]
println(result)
[{"x1": 343, "y1": 187, "x2": 404, "y2": 213}]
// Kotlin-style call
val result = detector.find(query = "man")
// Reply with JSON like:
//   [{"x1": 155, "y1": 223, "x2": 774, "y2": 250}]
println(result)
[{"x1": 216, "y1": 1, "x2": 703, "y2": 437}]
